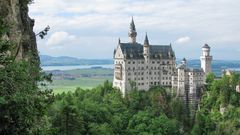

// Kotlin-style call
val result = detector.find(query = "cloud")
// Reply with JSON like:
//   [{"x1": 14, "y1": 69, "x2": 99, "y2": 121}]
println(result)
[
  {"x1": 46, "y1": 31, "x2": 76, "y2": 46},
  {"x1": 29, "y1": 0, "x2": 240, "y2": 60},
  {"x1": 176, "y1": 36, "x2": 191, "y2": 44}
]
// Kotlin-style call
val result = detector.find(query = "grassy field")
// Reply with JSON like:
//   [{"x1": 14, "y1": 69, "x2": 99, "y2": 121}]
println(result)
[{"x1": 45, "y1": 68, "x2": 113, "y2": 94}]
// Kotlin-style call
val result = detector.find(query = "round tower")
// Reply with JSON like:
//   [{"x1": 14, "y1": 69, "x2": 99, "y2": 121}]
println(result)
[
  {"x1": 128, "y1": 17, "x2": 137, "y2": 43},
  {"x1": 200, "y1": 44, "x2": 212, "y2": 75}
]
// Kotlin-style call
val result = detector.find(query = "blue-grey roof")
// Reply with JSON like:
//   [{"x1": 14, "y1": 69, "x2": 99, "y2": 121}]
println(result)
[
  {"x1": 187, "y1": 68, "x2": 203, "y2": 72},
  {"x1": 119, "y1": 42, "x2": 175, "y2": 59},
  {"x1": 176, "y1": 64, "x2": 186, "y2": 69},
  {"x1": 202, "y1": 44, "x2": 210, "y2": 49}
]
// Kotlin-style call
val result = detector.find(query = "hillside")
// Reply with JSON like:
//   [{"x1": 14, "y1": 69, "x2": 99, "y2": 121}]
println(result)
[{"x1": 40, "y1": 55, "x2": 113, "y2": 66}]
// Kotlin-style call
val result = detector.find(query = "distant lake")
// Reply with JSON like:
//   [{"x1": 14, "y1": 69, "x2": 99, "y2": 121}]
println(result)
[{"x1": 41, "y1": 64, "x2": 114, "y2": 71}]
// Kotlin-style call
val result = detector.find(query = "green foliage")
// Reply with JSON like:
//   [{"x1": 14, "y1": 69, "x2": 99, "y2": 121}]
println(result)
[
  {"x1": 206, "y1": 72, "x2": 215, "y2": 84},
  {"x1": 0, "y1": 17, "x2": 53, "y2": 135},
  {"x1": 47, "y1": 82, "x2": 183, "y2": 135},
  {"x1": 192, "y1": 73, "x2": 240, "y2": 135}
]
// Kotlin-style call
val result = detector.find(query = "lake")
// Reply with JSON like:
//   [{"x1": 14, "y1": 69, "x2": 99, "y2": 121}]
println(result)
[{"x1": 41, "y1": 64, "x2": 114, "y2": 71}]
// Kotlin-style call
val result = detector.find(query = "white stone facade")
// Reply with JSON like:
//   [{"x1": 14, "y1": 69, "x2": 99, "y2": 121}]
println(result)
[
  {"x1": 113, "y1": 19, "x2": 176, "y2": 96},
  {"x1": 113, "y1": 19, "x2": 212, "y2": 97},
  {"x1": 171, "y1": 59, "x2": 205, "y2": 98}
]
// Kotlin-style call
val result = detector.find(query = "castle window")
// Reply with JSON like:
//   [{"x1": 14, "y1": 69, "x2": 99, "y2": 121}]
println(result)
[
  {"x1": 128, "y1": 73, "x2": 131, "y2": 75},
  {"x1": 167, "y1": 61, "x2": 169, "y2": 64},
  {"x1": 149, "y1": 72, "x2": 152, "y2": 75},
  {"x1": 163, "y1": 82, "x2": 165, "y2": 85},
  {"x1": 141, "y1": 61, "x2": 144, "y2": 64},
  {"x1": 142, "y1": 83, "x2": 144, "y2": 85},
  {"x1": 142, "y1": 72, "x2": 144, "y2": 75},
  {"x1": 157, "y1": 61, "x2": 160, "y2": 64},
  {"x1": 141, "y1": 77, "x2": 144, "y2": 80},
  {"x1": 133, "y1": 67, "x2": 135, "y2": 70},
  {"x1": 152, "y1": 61, "x2": 155, "y2": 64},
  {"x1": 128, "y1": 61, "x2": 131, "y2": 64},
  {"x1": 134, "y1": 72, "x2": 137, "y2": 75},
  {"x1": 141, "y1": 67, "x2": 144, "y2": 70},
  {"x1": 133, "y1": 61, "x2": 135, "y2": 64},
  {"x1": 128, "y1": 67, "x2": 130, "y2": 70},
  {"x1": 166, "y1": 82, "x2": 168, "y2": 85}
]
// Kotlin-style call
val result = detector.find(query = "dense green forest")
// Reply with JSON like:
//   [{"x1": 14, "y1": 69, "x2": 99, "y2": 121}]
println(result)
[{"x1": 1, "y1": 7, "x2": 240, "y2": 135}]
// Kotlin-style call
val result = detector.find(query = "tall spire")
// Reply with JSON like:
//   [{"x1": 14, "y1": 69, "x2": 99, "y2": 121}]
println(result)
[
  {"x1": 130, "y1": 17, "x2": 136, "y2": 31},
  {"x1": 128, "y1": 17, "x2": 137, "y2": 43},
  {"x1": 144, "y1": 33, "x2": 149, "y2": 46},
  {"x1": 143, "y1": 33, "x2": 150, "y2": 60}
]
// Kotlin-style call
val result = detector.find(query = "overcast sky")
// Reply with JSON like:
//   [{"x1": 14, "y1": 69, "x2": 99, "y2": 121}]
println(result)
[{"x1": 29, "y1": 0, "x2": 240, "y2": 60}]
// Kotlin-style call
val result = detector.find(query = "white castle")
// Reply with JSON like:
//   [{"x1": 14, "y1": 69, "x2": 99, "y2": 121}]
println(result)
[{"x1": 113, "y1": 18, "x2": 212, "y2": 99}]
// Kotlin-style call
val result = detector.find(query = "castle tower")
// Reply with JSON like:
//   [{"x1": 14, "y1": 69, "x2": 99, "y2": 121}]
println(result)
[
  {"x1": 128, "y1": 17, "x2": 137, "y2": 43},
  {"x1": 143, "y1": 33, "x2": 150, "y2": 60},
  {"x1": 181, "y1": 58, "x2": 187, "y2": 66},
  {"x1": 200, "y1": 44, "x2": 212, "y2": 75}
]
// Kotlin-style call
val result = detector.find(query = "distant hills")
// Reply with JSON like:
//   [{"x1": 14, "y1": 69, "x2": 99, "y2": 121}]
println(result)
[
  {"x1": 40, "y1": 55, "x2": 113, "y2": 66},
  {"x1": 176, "y1": 59, "x2": 240, "y2": 76},
  {"x1": 40, "y1": 55, "x2": 240, "y2": 76}
]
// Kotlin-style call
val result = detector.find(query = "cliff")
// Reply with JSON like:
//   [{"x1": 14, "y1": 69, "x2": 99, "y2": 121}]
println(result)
[{"x1": 0, "y1": 0, "x2": 39, "y2": 64}]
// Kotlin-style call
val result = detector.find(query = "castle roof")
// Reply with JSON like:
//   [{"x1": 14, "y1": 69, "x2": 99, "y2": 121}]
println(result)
[
  {"x1": 144, "y1": 33, "x2": 149, "y2": 46},
  {"x1": 202, "y1": 44, "x2": 210, "y2": 49},
  {"x1": 187, "y1": 68, "x2": 204, "y2": 72},
  {"x1": 119, "y1": 42, "x2": 175, "y2": 59},
  {"x1": 176, "y1": 64, "x2": 186, "y2": 69}
]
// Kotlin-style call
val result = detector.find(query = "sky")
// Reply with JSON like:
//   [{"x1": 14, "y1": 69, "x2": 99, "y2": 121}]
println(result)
[{"x1": 29, "y1": 0, "x2": 240, "y2": 60}]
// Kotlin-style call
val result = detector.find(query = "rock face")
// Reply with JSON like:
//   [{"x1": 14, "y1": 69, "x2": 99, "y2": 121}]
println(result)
[{"x1": 0, "y1": 0, "x2": 39, "y2": 64}]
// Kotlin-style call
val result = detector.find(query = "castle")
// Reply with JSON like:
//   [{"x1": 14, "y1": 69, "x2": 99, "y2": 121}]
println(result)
[{"x1": 113, "y1": 18, "x2": 212, "y2": 101}]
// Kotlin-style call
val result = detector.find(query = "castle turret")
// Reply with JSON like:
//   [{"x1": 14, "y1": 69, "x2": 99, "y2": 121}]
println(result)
[
  {"x1": 143, "y1": 33, "x2": 150, "y2": 60},
  {"x1": 200, "y1": 44, "x2": 212, "y2": 75},
  {"x1": 128, "y1": 17, "x2": 137, "y2": 43},
  {"x1": 181, "y1": 58, "x2": 187, "y2": 65}
]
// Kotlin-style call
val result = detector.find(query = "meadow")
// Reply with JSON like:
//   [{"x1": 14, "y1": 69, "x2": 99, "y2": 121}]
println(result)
[{"x1": 45, "y1": 68, "x2": 113, "y2": 93}]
